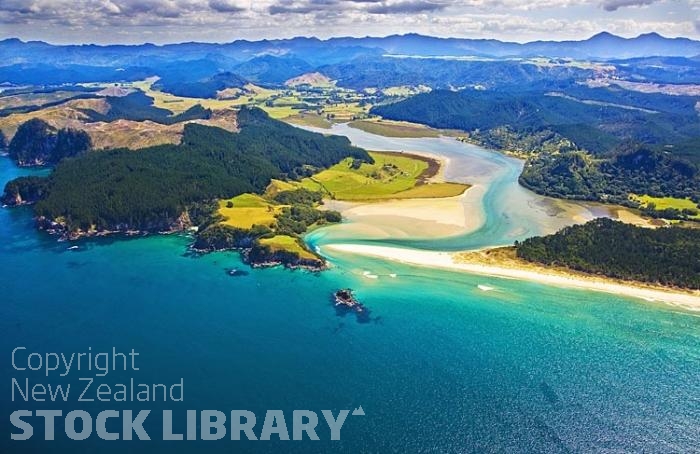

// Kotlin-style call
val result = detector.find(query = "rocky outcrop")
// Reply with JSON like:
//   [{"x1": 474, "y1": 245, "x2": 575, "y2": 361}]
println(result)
[
  {"x1": 245, "y1": 244, "x2": 325, "y2": 271},
  {"x1": 2, "y1": 176, "x2": 49, "y2": 206},
  {"x1": 193, "y1": 224, "x2": 325, "y2": 271}
]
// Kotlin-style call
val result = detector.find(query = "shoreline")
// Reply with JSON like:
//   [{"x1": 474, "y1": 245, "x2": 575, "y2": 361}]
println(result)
[{"x1": 323, "y1": 243, "x2": 700, "y2": 312}]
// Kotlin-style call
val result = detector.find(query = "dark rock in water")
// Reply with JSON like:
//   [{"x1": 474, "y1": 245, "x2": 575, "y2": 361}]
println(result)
[
  {"x1": 539, "y1": 381, "x2": 560, "y2": 405},
  {"x1": 332, "y1": 289, "x2": 371, "y2": 323},
  {"x1": 225, "y1": 267, "x2": 250, "y2": 277},
  {"x1": 182, "y1": 249, "x2": 204, "y2": 259}
]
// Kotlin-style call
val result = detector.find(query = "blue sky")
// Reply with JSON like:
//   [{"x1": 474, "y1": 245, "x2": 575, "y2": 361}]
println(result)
[{"x1": 0, "y1": 0, "x2": 698, "y2": 44}]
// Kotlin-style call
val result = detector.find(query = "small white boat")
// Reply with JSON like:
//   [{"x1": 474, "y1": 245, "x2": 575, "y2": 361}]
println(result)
[
  {"x1": 477, "y1": 284, "x2": 494, "y2": 292},
  {"x1": 67, "y1": 246, "x2": 80, "y2": 251}
]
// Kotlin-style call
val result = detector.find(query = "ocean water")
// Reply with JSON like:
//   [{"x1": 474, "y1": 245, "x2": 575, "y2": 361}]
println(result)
[{"x1": 1, "y1": 143, "x2": 699, "y2": 453}]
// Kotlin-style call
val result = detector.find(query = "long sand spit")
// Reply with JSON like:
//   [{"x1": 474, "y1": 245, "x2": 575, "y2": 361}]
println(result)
[{"x1": 324, "y1": 243, "x2": 700, "y2": 312}]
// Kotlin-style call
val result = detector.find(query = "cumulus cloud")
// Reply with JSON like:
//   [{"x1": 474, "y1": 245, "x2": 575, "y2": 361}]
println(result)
[
  {"x1": 208, "y1": 0, "x2": 246, "y2": 13},
  {"x1": 600, "y1": 0, "x2": 659, "y2": 12},
  {"x1": 0, "y1": 0, "x2": 696, "y2": 43},
  {"x1": 366, "y1": 1, "x2": 451, "y2": 14},
  {"x1": 269, "y1": 0, "x2": 452, "y2": 15}
]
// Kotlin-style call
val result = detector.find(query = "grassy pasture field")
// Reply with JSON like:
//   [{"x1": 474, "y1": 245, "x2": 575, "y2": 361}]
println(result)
[
  {"x1": 99, "y1": 78, "x2": 276, "y2": 114},
  {"x1": 320, "y1": 102, "x2": 369, "y2": 122},
  {"x1": 387, "y1": 182, "x2": 469, "y2": 199},
  {"x1": 264, "y1": 179, "x2": 300, "y2": 197},
  {"x1": 630, "y1": 194, "x2": 700, "y2": 219},
  {"x1": 284, "y1": 112, "x2": 332, "y2": 128},
  {"x1": 299, "y1": 151, "x2": 468, "y2": 200},
  {"x1": 259, "y1": 235, "x2": 318, "y2": 260},
  {"x1": 348, "y1": 119, "x2": 443, "y2": 138},
  {"x1": 77, "y1": 77, "x2": 378, "y2": 125},
  {"x1": 218, "y1": 193, "x2": 282, "y2": 229},
  {"x1": 109, "y1": 79, "x2": 364, "y2": 121},
  {"x1": 0, "y1": 99, "x2": 106, "y2": 139},
  {"x1": 0, "y1": 90, "x2": 94, "y2": 111}
]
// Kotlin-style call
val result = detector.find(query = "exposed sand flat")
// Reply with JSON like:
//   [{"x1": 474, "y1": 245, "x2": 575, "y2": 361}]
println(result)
[
  {"x1": 324, "y1": 185, "x2": 485, "y2": 239},
  {"x1": 613, "y1": 207, "x2": 667, "y2": 228},
  {"x1": 324, "y1": 244, "x2": 700, "y2": 312}
]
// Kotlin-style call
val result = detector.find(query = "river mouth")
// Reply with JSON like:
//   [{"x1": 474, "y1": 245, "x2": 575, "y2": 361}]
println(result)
[{"x1": 299, "y1": 122, "x2": 607, "y2": 253}]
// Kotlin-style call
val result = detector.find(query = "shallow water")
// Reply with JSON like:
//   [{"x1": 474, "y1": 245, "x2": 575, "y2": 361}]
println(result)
[
  {"x1": 1, "y1": 131, "x2": 698, "y2": 454},
  {"x1": 303, "y1": 123, "x2": 603, "y2": 251}
]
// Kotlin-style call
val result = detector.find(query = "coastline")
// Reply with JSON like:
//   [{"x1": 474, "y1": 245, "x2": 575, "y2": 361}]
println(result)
[{"x1": 323, "y1": 243, "x2": 700, "y2": 311}]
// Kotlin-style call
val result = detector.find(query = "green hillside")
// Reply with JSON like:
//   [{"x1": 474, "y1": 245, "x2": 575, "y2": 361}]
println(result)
[{"x1": 2, "y1": 107, "x2": 371, "y2": 232}]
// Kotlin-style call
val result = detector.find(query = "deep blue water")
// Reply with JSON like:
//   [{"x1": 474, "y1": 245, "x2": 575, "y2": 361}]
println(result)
[{"x1": 1, "y1": 150, "x2": 699, "y2": 453}]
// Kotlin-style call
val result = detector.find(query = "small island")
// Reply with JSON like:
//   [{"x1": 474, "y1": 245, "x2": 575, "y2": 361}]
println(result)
[{"x1": 333, "y1": 289, "x2": 371, "y2": 323}]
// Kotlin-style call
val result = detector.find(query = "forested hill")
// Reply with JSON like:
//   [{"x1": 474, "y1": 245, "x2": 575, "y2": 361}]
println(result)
[
  {"x1": 516, "y1": 218, "x2": 700, "y2": 289},
  {"x1": 519, "y1": 143, "x2": 700, "y2": 206},
  {"x1": 370, "y1": 88, "x2": 700, "y2": 156},
  {"x1": 2, "y1": 107, "x2": 371, "y2": 233},
  {"x1": 371, "y1": 88, "x2": 700, "y2": 209},
  {"x1": 8, "y1": 118, "x2": 91, "y2": 166}
]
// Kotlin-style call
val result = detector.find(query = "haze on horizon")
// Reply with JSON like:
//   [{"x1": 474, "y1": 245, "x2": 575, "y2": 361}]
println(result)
[{"x1": 0, "y1": 0, "x2": 698, "y2": 46}]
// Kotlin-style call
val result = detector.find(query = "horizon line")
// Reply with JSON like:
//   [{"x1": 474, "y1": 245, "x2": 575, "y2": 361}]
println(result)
[{"x1": 1, "y1": 31, "x2": 696, "y2": 48}]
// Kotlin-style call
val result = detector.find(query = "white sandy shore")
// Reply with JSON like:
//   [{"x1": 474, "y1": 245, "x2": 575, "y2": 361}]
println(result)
[{"x1": 324, "y1": 244, "x2": 700, "y2": 312}]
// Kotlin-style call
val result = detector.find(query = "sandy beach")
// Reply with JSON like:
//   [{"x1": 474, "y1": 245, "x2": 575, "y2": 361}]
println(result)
[
  {"x1": 324, "y1": 243, "x2": 700, "y2": 311},
  {"x1": 314, "y1": 137, "x2": 699, "y2": 312}
]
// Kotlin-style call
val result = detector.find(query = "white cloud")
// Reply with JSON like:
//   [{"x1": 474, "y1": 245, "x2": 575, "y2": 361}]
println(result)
[
  {"x1": 0, "y1": 0, "x2": 696, "y2": 43},
  {"x1": 600, "y1": 0, "x2": 660, "y2": 12}
]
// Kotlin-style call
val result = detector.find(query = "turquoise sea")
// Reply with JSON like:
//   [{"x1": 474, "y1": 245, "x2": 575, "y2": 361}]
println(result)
[{"x1": 1, "y1": 128, "x2": 699, "y2": 453}]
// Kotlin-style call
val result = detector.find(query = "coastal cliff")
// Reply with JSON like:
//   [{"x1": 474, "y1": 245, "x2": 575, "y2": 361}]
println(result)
[{"x1": 193, "y1": 224, "x2": 325, "y2": 271}]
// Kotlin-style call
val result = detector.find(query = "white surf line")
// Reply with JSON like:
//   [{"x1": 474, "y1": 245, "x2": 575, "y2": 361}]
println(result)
[{"x1": 323, "y1": 243, "x2": 700, "y2": 312}]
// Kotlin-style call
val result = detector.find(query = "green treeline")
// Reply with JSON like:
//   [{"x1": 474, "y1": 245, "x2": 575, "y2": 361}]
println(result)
[
  {"x1": 9, "y1": 118, "x2": 91, "y2": 166},
  {"x1": 271, "y1": 188, "x2": 341, "y2": 235},
  {"x1": 515, "y1": 218, "x2": 700, "y2": 289},
  {"x1": 82, "y1": 92, "x2": 212, "y2": 124},
  {"x1": 2, "y1": 107, "x2": 371, "y2": 232},
  {"x1": 275, "y1": 204, "x2": 342, "y2": 236}
]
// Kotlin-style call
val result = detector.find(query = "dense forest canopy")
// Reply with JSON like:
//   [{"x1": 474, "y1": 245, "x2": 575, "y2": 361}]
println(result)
[
  {"x1": 8, "y1": 118, "x2": 91, "y2": 166},
  {"x1": 520, "y1": 143, "x2": 700, "y2": 205},
  {"x1": 82, "y1": 91, "x2": 212, "y2": 124},
  {"x1": 516, "y1": 218, "x2": 700, "y2": 289},
  {"x1": 372, "y1": 87, "x2": 700, "y2": 210},
  {"x1": 2, "y1": 107, "x2": 371, "y2": 232},
  {"x1": 371, "y1": 88, "x2": 700, "y2": 156},
  {"x1": 154, "y1": 71, "x2": 248, "y2": 99}
]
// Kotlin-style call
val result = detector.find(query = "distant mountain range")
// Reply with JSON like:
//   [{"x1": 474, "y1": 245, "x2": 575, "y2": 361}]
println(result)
[
  {"x1": 2, "y1": 32, "x2": 699, "y2": 67},
  {"x1": 2, "y1": 32, "x2": 699, "y2": 94}
]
